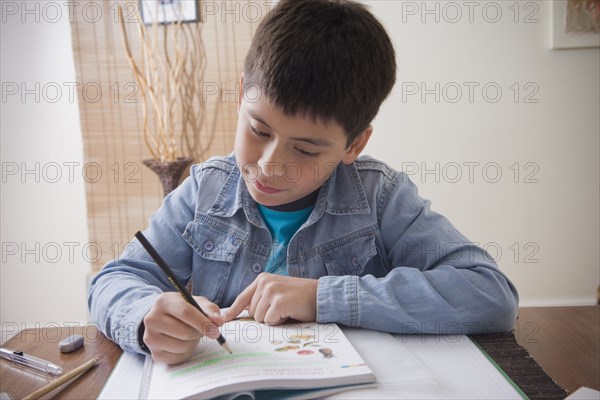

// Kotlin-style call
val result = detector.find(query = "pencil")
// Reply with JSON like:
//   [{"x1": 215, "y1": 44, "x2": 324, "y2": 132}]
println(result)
[
  {"x1": 134, "y1": 231, "x2": 232, "y2": 354},
  {"x1": 23, "y1": 358, "x2": 98, "y2": 400}
]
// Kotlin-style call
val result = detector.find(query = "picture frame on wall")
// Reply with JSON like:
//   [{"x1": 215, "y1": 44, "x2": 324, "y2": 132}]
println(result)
[
  {"x1": 551, "y1": 0, "x2": 600, "y2": 49},
  {"x1": 140, "y1": 0, "x2": 199, "y2": 25}
]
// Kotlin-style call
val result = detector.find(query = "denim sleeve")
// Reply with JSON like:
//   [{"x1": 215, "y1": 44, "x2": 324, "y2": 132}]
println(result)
[
  {"x1": 317, "y1": 173, "x2": 519, "y2": 335},
  {"x1": 88, "y1": 166, "x2": 199, "y2": 354}
]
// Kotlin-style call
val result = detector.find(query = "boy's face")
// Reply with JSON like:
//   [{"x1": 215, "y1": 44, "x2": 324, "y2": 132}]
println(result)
[{"x1": 234, "y1": 81, "x2": 370, "y2": 208}]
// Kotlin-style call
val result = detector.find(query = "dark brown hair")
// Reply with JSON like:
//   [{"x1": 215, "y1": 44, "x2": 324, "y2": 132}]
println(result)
[{"x1": 243, "y1": 0, "x2": 396, "y2": 145}]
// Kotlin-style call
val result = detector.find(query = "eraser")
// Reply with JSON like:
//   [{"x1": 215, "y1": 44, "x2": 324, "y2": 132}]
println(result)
[{"x1": 59, "y1": 335, "x2": 84, "y2": 353}]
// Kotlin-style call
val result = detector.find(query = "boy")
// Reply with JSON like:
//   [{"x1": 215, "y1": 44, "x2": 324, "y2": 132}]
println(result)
[{"x1": 89, "y1": 0, "x2": 518, "y2": 365}]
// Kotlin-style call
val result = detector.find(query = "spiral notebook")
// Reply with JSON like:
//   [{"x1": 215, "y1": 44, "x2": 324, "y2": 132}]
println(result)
[{"x1": 139, "y1": 316, "x2": 376, "y2": 399}]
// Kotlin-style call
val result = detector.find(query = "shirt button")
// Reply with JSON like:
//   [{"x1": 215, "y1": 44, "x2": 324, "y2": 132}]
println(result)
[
  {"x1": 203, "y1": 240, "x2": 214, "y2": 252},
  {"x1": 351, "y1": 257, "x2": 360, "y2": 267},
  {"x1": 252, "y1": 263, "x2": 262, "y2": 273}
]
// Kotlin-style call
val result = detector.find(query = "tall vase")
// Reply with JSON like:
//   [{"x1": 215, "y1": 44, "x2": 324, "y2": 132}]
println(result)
[{"x1": 143, "y1": 157, "x2": 193, "y2": 197}]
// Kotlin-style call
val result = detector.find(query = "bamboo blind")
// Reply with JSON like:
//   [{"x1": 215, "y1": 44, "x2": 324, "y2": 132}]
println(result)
[{"x1": 70, "y1": 0, "x2": 267, "y2": 271}]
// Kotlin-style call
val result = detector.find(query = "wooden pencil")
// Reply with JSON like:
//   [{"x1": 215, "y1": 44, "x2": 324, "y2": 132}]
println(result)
[{"x1": 23, "y1": 358, "x2": 99, "y2": 400}]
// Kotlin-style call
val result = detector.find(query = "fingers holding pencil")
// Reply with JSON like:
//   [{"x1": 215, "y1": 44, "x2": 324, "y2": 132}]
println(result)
[
  {"x1": 134, "y1": 231, "x2": 232, "y2": 356},
  {"x1": 23, "y1": 358, "x2": 99, "y2": 400}
]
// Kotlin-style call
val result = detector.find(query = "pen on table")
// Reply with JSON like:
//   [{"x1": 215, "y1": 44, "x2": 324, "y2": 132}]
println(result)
[
  {"x1": 23, "y1": 358, "x2": 98, "y2": 400},
  {"x1": 0, "y1": 348, "x2": 62, "y2": 375},
  {"x1": 134, "y1": 231, "x2": 232, "y2": 354}
]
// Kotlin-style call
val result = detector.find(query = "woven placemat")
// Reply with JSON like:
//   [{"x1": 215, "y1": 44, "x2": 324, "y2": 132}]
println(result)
[{"x1": 469, "y1": 333, "x2": 569, "y2": 400}]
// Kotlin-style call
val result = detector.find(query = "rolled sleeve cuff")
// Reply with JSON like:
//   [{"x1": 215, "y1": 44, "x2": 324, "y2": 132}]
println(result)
[
  {"x1": 117, "y1": 293, "x2": 159, "y2": 355},
  {"x1": 316, "y1": 275, "x2": 359, "y2": 327}
]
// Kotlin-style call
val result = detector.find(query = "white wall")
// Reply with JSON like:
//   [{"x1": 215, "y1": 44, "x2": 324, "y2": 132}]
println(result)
[
  {"x1": 1, "y1": 1, "x2": 598, "y2": 340},
  {"x1": 1, "y1": 3, "x2": 90, "y2": 342},
  {"x1": 368, "y1": 1, "x2": 599, "y2": 306}
]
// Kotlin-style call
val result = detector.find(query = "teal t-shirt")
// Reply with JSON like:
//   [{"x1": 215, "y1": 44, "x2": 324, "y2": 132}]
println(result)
[{"x1": 257, "y1": 204, "x2": 314, "y2": 276}]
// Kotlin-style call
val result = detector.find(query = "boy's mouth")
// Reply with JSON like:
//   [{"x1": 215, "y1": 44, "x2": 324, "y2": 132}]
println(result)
[{"x1": 255, "y1": 181, "x2": 282, "y2": 194}]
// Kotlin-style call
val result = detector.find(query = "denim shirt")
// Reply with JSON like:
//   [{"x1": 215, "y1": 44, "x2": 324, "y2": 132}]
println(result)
[{"x1": 88, "y1": 155, "x2": 519, "y2": 354}]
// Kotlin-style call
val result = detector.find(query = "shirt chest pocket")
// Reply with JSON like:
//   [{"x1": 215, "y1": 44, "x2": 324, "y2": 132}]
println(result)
[
  {"x1": 182, "y1": 220, "x2": 244, "y2": 303},
  {"x1": 320, "y1": 234, "x2": 377, "y2": 276}
]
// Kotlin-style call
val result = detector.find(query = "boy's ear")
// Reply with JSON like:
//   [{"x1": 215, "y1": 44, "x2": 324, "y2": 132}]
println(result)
[
  {"x1": 342, "y1": 126, "x2": 373, "y2": 165},
  {"x1": 237, "y1": 74, "x2": 244, "y2": 113}
]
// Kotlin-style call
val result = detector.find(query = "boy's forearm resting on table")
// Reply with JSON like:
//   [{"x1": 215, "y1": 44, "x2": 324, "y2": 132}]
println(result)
[
  {"x1": 316, "y1": 262, "x2": 518, "y2": 334},
  {"x1": 313, "y1": 172, "x2": 519, "y2": 335}
]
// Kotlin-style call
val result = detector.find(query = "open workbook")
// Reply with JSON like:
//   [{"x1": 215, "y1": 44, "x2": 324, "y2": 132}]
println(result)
[
  {"x1": 101, "y1": 323, "x2": 525, "y2": 399},
  {"x1": 140, "y1": 316, "x2": 376, "y2": 399}
]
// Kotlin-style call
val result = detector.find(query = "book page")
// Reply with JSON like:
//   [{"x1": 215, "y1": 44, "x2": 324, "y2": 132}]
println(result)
[
  {"x1": 98, "y1": 351, "x2": 145, "y2": 400},
  {"x1": 142, "y1": 317, "x2": 375, "y2": 399},
  {"x1": 396, "y1": 335, "x2": 524, "y2": 399},
  {"x1": 327, "y1": 334, "x2": 524, "y2": 399},
  {"x1": 335, "y1": 328, "x2": 444, "y2": 397}
]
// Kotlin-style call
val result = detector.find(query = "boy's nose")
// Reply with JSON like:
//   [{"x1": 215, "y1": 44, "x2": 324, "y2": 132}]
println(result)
[{"x1": 258, "y1": 145, "x2": 285, "y2": 180}]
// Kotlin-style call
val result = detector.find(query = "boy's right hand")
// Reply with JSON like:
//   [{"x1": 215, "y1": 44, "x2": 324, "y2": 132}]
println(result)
[{"x1": 142, "y1": 292, "x2": 226, "y2": 365}]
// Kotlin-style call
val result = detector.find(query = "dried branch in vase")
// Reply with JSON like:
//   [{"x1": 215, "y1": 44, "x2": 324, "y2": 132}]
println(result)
[{"x1": 117, "y1": 1, "x2": 219, "y2": 163}]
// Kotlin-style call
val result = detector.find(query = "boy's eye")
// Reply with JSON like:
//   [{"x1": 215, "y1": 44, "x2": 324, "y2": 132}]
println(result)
[
  {"x1": 249, "y1": 125, "x2": 269, "y2": 138},
  {"x1": 296, "y1": 148, "x2": 319, "y2": 158},
  {"x1": 249, "y1": 124, "x2": 319, "y2": 158}
]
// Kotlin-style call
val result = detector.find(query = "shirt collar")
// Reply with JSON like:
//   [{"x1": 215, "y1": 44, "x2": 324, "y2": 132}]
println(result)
[
  {"x1": 207, "y1": 159, "x2": 371, "y2": 222},
  {"x1": 315, "y1": 161, "x2": 371, "y2": 219}
]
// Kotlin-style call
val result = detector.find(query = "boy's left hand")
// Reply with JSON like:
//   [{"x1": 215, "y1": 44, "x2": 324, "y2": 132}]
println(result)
[{"x1": 225, "y1": 273, "x2": 318, "y2": 325}]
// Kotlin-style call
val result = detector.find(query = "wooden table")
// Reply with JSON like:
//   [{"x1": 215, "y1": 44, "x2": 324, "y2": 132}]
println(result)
[
  {"x1": 1, "y1": 306, "x2": 598, "y2": 399},
  {"x1": 0, "y1": 326, "x2": 120, "y2": 399},
  {"x1": 514, "y1": 306, "x2": 599, "y2": 393}
]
